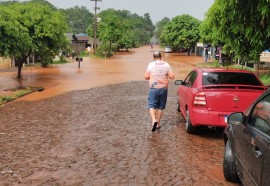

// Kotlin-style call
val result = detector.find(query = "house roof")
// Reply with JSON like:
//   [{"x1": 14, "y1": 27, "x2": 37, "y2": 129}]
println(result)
[
  {"x1": 74, "y1": 34, "x2": 89, "y2": 41},
  {"x1": 66, "y1": 33, "x2": 74, "y2": 41},
  {"x1": 65, "y1": 33, "x2": 100, "y2": 44}
]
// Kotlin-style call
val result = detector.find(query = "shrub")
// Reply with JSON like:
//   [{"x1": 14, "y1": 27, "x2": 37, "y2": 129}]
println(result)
[{"x1": 96, "y1": 43, "x2": 117, "y2": 58}]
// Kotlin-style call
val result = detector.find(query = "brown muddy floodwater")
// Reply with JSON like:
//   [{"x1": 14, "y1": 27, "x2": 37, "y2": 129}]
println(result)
[
  {"x1": 1, "y1": 45, "x2": 203, "y2": 101},
  {"x1": 0, "y1": 46, "x2": 239, "y2": 186}
]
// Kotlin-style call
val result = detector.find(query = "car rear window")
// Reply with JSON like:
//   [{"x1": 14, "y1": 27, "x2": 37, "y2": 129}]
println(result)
[{"x1": 202, "y1": 72, "x2": 262, "y2": 86}]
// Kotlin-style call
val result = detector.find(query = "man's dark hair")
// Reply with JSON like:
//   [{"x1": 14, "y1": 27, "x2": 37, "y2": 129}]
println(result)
[{"x1": 153, "y1": 51, "x2": 161, "y2": 59}]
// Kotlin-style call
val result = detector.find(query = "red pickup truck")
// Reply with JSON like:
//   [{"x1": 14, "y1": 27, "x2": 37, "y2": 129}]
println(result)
[{"x1": 175, "y1": 68, "x2": 268, "y2": 134}]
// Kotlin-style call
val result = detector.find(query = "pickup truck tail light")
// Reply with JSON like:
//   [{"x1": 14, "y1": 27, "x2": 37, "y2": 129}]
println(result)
[{"x1": 194, "y1": 92, "x2": 207, "y2": 106}]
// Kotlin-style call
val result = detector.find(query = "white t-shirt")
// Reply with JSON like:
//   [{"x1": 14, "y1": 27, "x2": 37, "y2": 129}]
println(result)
[{"x1": 145, "y1": 60, "x2": 174, "y2": 88}]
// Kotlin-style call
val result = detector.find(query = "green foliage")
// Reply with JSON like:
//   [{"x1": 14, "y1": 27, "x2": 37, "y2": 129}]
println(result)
[
  {"x1": 143, "y1": 13, "x2": 155, "y2": 39},
  {"x1": 201, "y1": 0, "x2": 270, "y2": 63},
  {"x1": 116, "y1": 20, "x2": 135, "y2": 49},
  {"x1": 61, "y1": 6, "x2": 94, "y2": 34},
  {"x1": 29, "y1": 0, "x2": 56, "y2": 9},
  {"x1": 52, "y1": 60, "x2": 68, "y2": 64},
  {"x1": 15, "y1": 89, "x2": 32, "y2": 97},
  {"x1": 155, "y1": 17, "x2": 170, "y2": 42},
  {"x1": 0, "y1": 7, "x2": 32, "y2": 58},
  {"x1": 80, "y1": 51, "x2": 91, "y2": 57},
  {"x1": 260, "y1": 73, "x2": 270, "y2": 86},
  {"x1": 94, "y1": 9, "x2": 155, "y2": 53},
  {"x1": 98, "y1": 11, "x2": 122, "y2": 46},
  {"x1": 132, "y1": 13, "x2": 155, "y2": 45},
  {"x1": 96, "y1": 42, "x2": 117, "y2": 58},
  {"x1": 160, "y1": 14, "x2": 201, "y2": 55},
  {"x1": 0, "y1": 89, "x2": 32, "y2": 105},
  {"x1": 0, "y1": 1, "x2": 68, "y2": 77},
  {"x1": 0, "y1": 96, "x2": 12, "y2": 104}
]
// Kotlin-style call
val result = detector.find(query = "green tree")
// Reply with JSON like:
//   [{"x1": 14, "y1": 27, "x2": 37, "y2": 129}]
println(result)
[
  {"x1": 201, "y1": 0, "x2": 270, "y2": 63},
  {"x1": 143, "y1": 13, "x2": 155, "y2": 39},
  {"x1": 114, "y1": 10, "x2": 155, "y2": 46},
  {"x1": 0, "y1": 7, "x2": 32, "y2": 78},
  {"x1": 94, "y1": 9, "x2": 138, "y2": 53},
  {"x1": 30, "y1": 0, "x2": 56, "y2": 9},
  {"x1": 160, "y1": 14, "x2": 201, "y2": 55},
  {"x1": 92, "y1": 9, "x2": 155, "y2": 54},
  {"x1": 129, "y1": 14, "x2": 148, "y2": 46},
  {"x1": 61, "y1": 6, "x2": 94, "y2": 34},
  {"x1": 97, "y1": 10, "x2": 123, "y2": 51},
  {"x1": 155, "y1": 17, "x2": 170, "y2": 42},
  {"x1": 117, "y1": 21, "x2": 135, "y2": 50},
  {"x1": 0, "y1": 2, "x2": 68, "y2": 79}
]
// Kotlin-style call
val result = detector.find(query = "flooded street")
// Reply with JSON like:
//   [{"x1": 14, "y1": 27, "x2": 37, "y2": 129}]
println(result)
[
  {"x1": 0, "y1": 46, "x2": 202, "y2": 100},
  {"x1": 0, "y1": 46, "x2": 239, "y2": 185}
]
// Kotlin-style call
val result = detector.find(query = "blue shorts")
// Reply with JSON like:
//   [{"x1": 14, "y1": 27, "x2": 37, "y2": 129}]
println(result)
[{"x1": 148, "y1": 88, "x2": 168, "y2": 110}]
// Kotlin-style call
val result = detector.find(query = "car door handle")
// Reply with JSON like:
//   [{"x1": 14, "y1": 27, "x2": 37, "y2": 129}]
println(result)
[{"x1": 253, "y1": 147, "x2": 262, "y2": 158}]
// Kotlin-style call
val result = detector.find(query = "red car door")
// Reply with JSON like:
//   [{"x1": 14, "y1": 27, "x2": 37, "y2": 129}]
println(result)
[{"x1": 178, "y1": 71, "x2": 198, "y2": 118}]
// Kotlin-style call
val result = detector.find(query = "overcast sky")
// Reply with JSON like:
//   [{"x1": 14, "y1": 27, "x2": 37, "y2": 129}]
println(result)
[{"x1": 45, "y1": 0, "x2": 214, "y2": 24}]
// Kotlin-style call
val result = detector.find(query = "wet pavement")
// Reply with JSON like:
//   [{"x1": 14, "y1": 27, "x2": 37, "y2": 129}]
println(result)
[{"x1": 0, "y1": 46, "x2": 239, "y2": 185}]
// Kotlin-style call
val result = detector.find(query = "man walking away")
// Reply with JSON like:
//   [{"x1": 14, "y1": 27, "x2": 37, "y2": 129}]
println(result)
[{"x1": 145, "y1": 51, "x2": 175, "y2": 132}]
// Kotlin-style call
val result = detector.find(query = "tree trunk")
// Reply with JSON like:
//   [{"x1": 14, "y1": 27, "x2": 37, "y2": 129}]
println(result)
[
  {"x1": 17, "y1": 60, "x2": 24, "y2": 79},
  {"x1": 15, "y1": 52, "x2": 31, "y2": 79}
]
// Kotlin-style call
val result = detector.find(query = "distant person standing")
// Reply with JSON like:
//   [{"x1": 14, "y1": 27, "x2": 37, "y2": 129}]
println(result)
[
  {"x1": 217, "y1": 46, "x2": 222, "y2": 65},
  {"x1": 72, "y1": 50, "x2": 75, "y2": 59},
  {"x1": 87, "y1": 46, "x2": 91, "y2": 53},
  {"x1": 204, "y1": 47, "x2": 209, "y2": 63},
  {"x1": 144, "y1": 51, "x2": 175, "y2": 132}
]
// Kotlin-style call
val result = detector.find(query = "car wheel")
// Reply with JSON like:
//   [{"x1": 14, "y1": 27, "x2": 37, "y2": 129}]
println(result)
[
  {"x1": 185, "y1": 109, "x2": 196, "y2": 134},
  {"x1": 177, "y1": 99, "x2": 181, "y2": 112},
  {"x1": 223, "y1": 140, "x2": 239, "y2": 182}
]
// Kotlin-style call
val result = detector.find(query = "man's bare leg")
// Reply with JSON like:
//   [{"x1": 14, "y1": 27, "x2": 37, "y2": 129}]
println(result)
[
  {"x1": 149, "y1": 108, "x2": 158, "y2": 132},
  {"x1": 149, "y1": 108, "x2": 157, "y2": 125},
  {"x1": 156, "y1": 109, "x2": 163, "y2": 128}
]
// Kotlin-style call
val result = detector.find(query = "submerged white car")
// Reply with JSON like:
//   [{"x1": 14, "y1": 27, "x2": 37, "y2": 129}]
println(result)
[{"x1": 164, "y1": 46, "x2": 172, "y2": 53}]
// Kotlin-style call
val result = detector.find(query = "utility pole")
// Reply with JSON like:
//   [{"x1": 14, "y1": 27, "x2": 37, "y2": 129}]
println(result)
[{"x1": 90, "y1": 0, "x2": 101, "y2": 54}]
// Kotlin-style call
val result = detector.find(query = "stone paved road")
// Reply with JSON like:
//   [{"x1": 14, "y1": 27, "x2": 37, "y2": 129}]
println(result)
[{"x1": 0, "y1": 80, "x2": 239, "y2": 186}]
